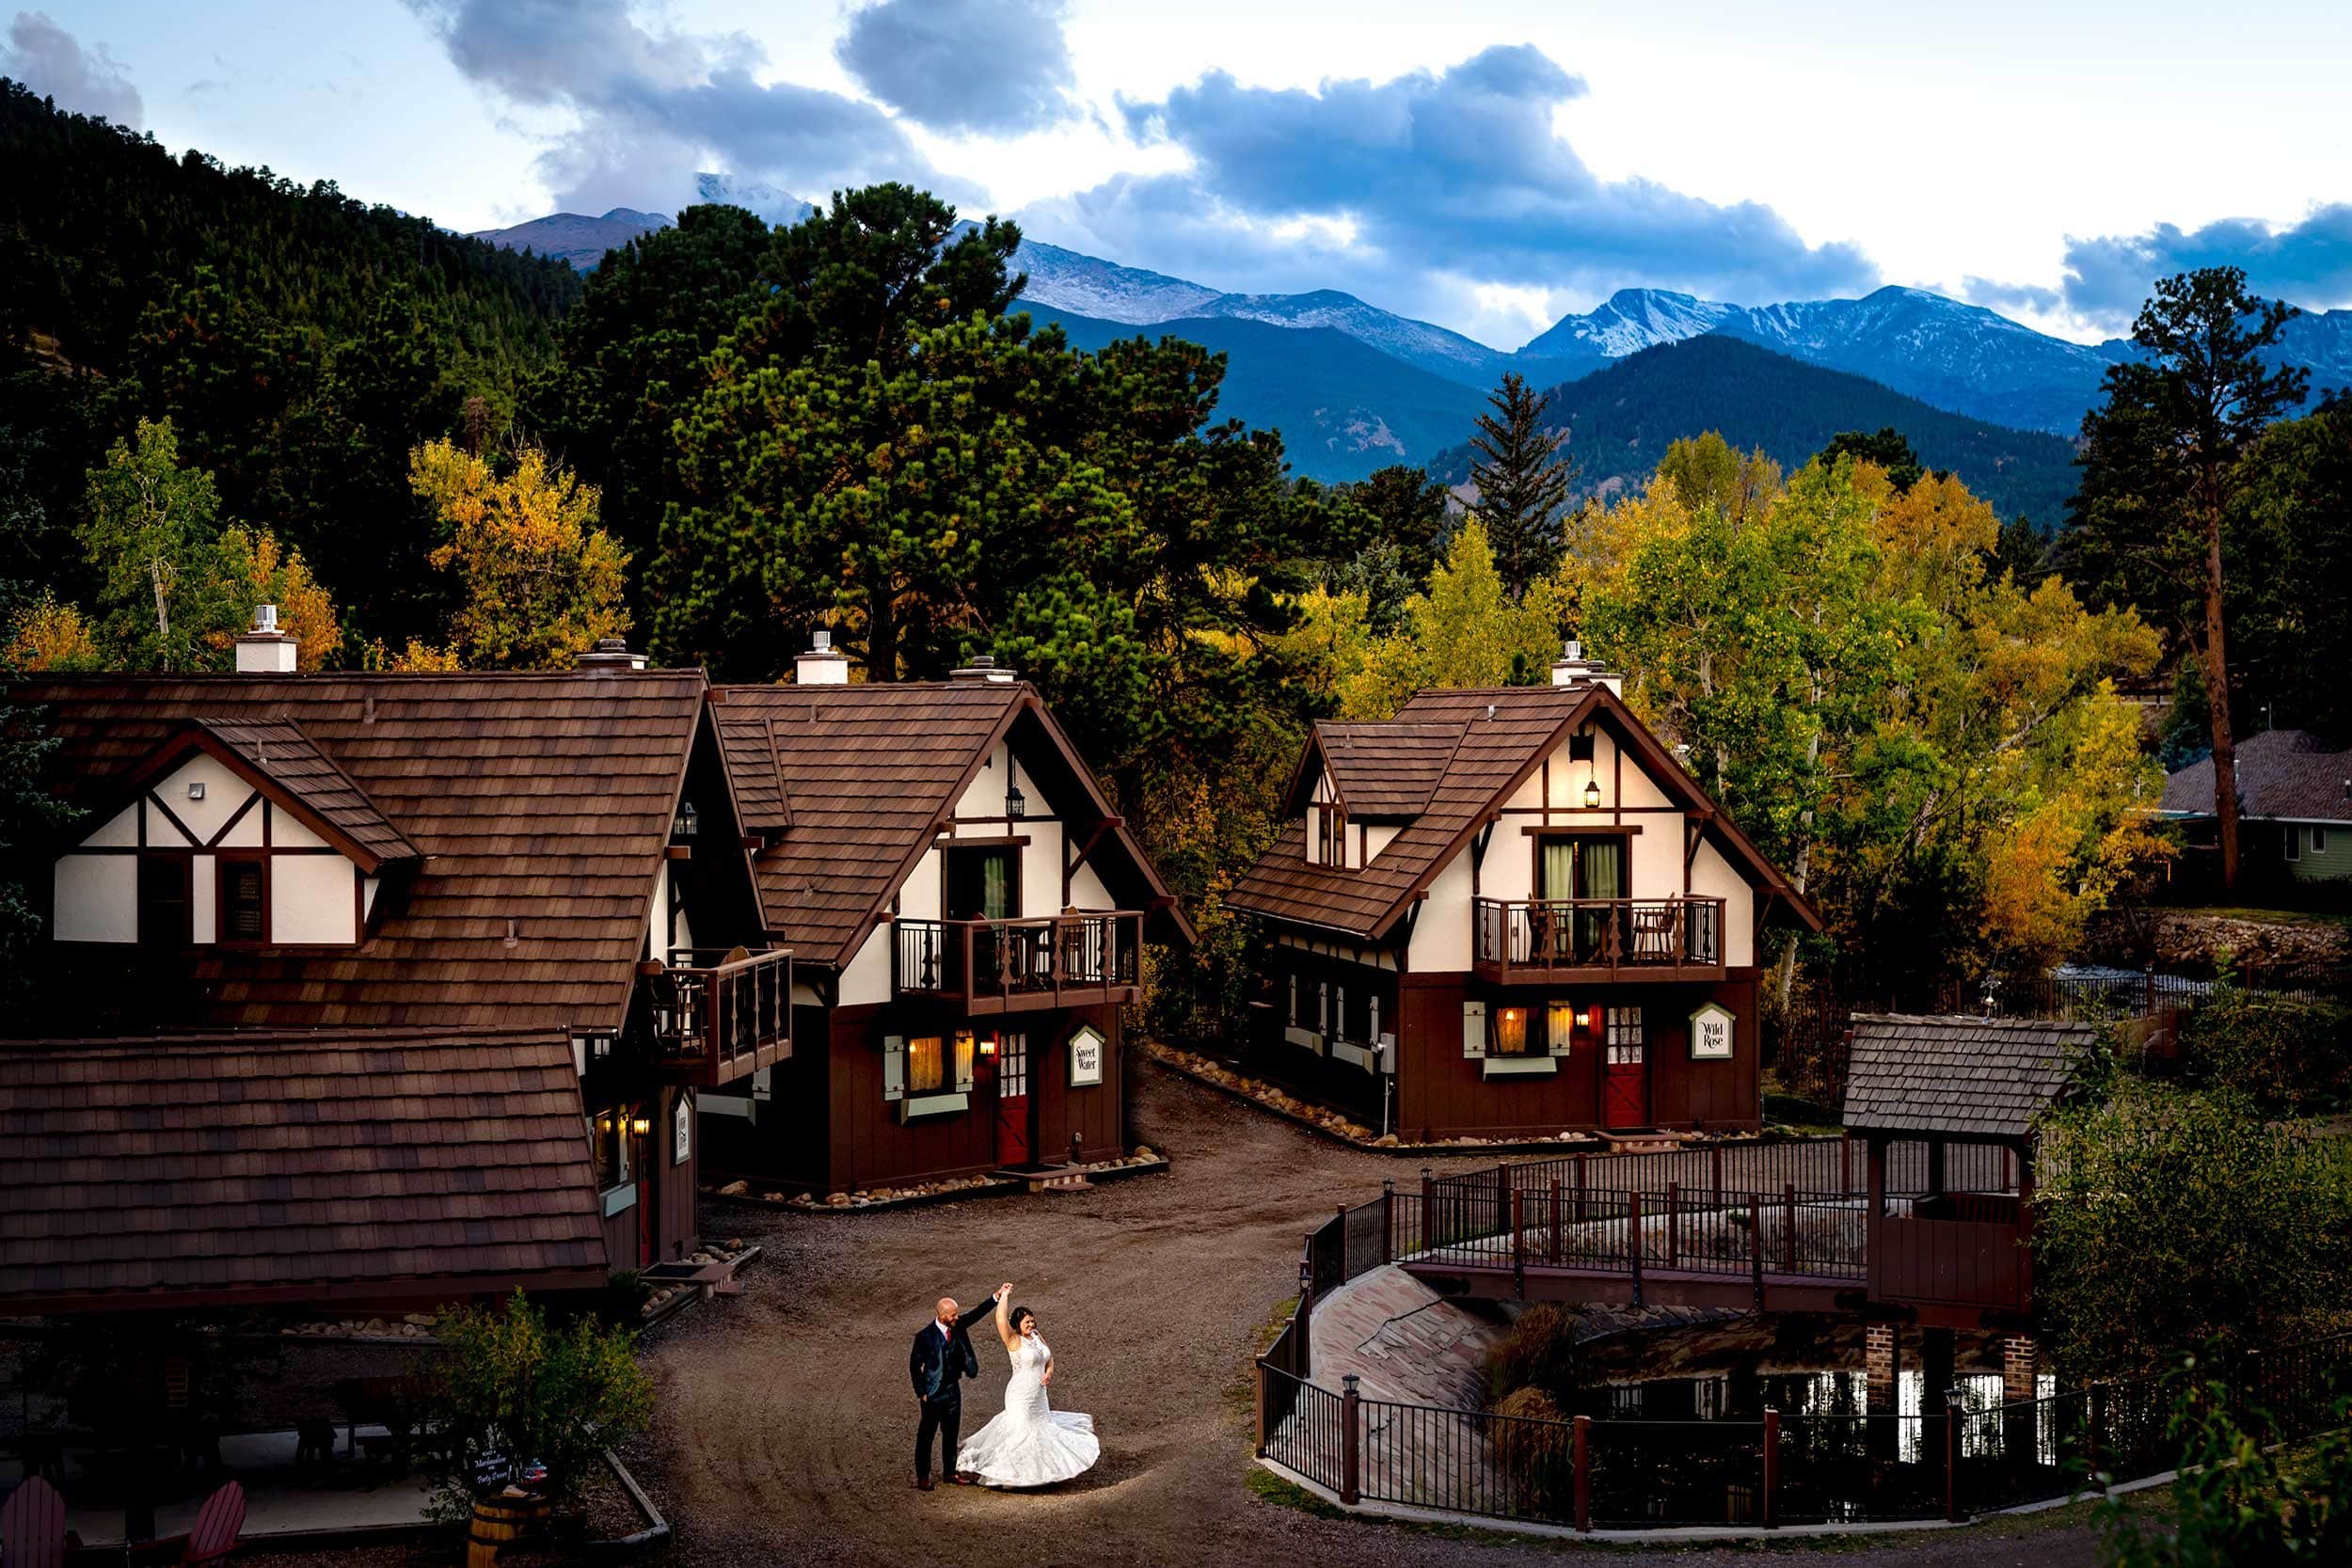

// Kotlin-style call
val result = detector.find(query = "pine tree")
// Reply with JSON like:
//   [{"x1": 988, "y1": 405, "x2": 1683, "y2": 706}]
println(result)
[{"x1": 1467, "y1": 372, "x2": 1575, "y2": 595}]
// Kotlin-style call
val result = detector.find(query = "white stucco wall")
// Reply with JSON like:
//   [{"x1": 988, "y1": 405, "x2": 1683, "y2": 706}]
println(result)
[
  {"x1": 1689, "y1": 838, "x2": 1756, "y2": 969},
  {"x1": 838, "y1": 922, "x2": 893, "y2": 1007},
  {"x1": 53, "y1": 856, "x2": 136, "y2": 942},
  {"x1": 84, "y1": 803, "x2": 137, "y2": 847},
  {"x1": 272, "y1": 854, "x2": 356, "y2": 944},
  {"x1": 153, "y1": 755, "x2": 248, "y2": 842},
  {"x1": 191, "y1": 856, "x2": 217, "y2": 943},
  {"x1": 1406, "y1": 853, "x2": 1474, "y2": 972},
  {"x1": 271, "y1": 810, "x2": 328, "y2": 850}
]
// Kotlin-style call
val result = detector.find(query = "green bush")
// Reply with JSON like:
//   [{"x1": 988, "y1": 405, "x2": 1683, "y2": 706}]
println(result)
[
  {"x1": 2176, "y1": 989, "x2": 2352, "y2": 1116},
  {"x1": 1484, "y1": 1304, "x2": 1593, "y2": 1410},
  {"x1": 426, "y1": 1291, "x2": 655, "y2": 1523}
]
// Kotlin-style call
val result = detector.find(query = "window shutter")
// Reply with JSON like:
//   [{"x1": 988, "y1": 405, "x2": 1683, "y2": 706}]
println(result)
[
  {"x1": 1548, "y1": 1001, "x2": 1575, "y2": 1057},
  {"x1": 1288, "y1": 972, "x2": 1298, "y2": 1024},
  {"x1": 883, "y1": 1035, "x2": 906, "y2": 1101},
  {"x1": 1317, "y1": 980, "x2": 1329, "y2": 1033},
  {"x1": 1462, "y1": 999, "x2": 1486, "y2": 1059},
  {"x1": 1335, "y1": 985, "x2": 1348, "y2": 1041},
  {"x1": 953, "y1": 1034, "x2": 977, "y2": 1093},
  {"x1": 1369, "y1": 993, "x2": 1382, "y2": 1044}
]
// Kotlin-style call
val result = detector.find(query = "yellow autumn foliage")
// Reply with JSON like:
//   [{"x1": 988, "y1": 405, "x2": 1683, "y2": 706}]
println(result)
[{"x1": 5, "y1": 594, "x2": 103, "y2": 672}]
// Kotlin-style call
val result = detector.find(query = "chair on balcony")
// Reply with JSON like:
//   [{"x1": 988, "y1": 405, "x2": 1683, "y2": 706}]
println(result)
[{"x1": 1631, "y1": 903, "x2": 1678, "y2": 960}]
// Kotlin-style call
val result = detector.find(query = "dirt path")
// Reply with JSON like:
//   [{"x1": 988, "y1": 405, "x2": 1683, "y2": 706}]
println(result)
[{"x1": 632, "y1": 1065, "x2": 2103, "y2": 1568}]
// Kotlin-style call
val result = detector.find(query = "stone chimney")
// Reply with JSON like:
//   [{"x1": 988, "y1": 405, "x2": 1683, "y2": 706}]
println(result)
[
  {"x1": 574, "y1": 636, "x2": 647, "y2": 673},
  {"x1": 794, "y1": 628, "x2": 850, "y2": 686},
  {"x1": 949, "y1": 654, "x2": 1018, "y2": 685},
  {"x1": 234, "y1": 604, "x2": 298, "y2": 673},
  {"x1": 1549, "y1": 639, "x2": 1623, "y2": 697}
]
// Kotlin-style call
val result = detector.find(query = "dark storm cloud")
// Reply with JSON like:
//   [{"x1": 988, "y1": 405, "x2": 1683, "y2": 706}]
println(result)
[
  {"x1": 2056, "y1": 206, "x2": 2352, "y2": 328},
  {"x1": 3, "y1": 10, "x2": 144, "y2": 128},
  {"x1": 835, "y1": 0, "x2": 1079, "y2": 136}
]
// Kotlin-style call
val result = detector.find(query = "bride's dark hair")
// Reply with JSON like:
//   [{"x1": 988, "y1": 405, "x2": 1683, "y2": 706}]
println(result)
[{"x1": 1010, "y1": 1305, "x2": 1038, "y2": 1334}]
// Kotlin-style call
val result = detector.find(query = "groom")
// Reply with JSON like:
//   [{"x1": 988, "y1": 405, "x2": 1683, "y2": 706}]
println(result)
[{"x1": 910, "y1": 1283, "x2": 1008, "y2": 1489}]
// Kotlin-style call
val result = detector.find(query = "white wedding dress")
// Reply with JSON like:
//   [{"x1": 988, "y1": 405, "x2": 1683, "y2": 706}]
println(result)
[{"x1": 955, "y1": 1332, "x2": 1098, "y2": 1487}]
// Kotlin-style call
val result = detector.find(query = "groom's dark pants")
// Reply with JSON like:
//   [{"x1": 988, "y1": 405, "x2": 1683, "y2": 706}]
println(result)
[{"x1": 915, "y1": 1391, "x2": 961, "y2": 1482}]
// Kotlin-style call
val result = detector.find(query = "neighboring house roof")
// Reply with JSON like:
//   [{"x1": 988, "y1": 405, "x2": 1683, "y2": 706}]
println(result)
[
  {"x1": 1841, "y1": 1014, "x2": 2090, "y2": 1142},
  {"x1": 2163, "y1": 729, "x2": 2352, "y2": 823},
  {"x1": 1312, "y1": 721, "x2": 1464, "y2": 819},
  {"x1": 8, "y1": 670, "x2": 708, "y2": 1034},
  {"x1": 0, "y1": 1026, "x2": 609, "y2": 1312},
  {"x1": 711, "y1": 679, "x2": 1194, "y2": 971},
  {"x1": 1230, "y1": 684, "x2": 1822, "y2": 942},
  {"x1": 123, "y1": 718, "x2": 421, "y2": 871}
]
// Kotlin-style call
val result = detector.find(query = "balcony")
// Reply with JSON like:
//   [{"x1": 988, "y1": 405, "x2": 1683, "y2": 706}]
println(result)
[
  {"x1": 643, "y1": 946, "x2": 793, "y2": 1086},
  {"x1": 1471, "y1": 896, "x2": 1727, "y2": 986},
  {"x1": 893, "y1": 911, "x2": 1143, "y2": 1014}
]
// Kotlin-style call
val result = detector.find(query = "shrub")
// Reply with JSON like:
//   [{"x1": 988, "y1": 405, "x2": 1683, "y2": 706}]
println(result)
[
  {"x1": 426, "y1": 1291, "x2": 655, "y2": 1524},
  {"x1": 2175, "y1": 989, "x2": 2352, "y2": 1116},
  {"x1": 2033, "y1": 1084, "x2": 2352, "y2": 1377},
  {"x1": 1489, "y1": 1386, "x2": 1574, "y2": 1513},
  {"x1": 1484, "y1": 1304, "x2": 1592, "y2": 1409}
]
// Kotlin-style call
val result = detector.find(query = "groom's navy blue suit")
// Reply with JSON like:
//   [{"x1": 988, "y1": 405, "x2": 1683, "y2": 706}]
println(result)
[{"x1": 911, "y1": 1293, "x2": 998, "y2": 1483}]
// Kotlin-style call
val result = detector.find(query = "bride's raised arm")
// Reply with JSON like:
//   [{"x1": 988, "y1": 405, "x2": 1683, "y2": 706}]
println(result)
[{"x1": 994, "y1": 1284, "x2": 1016, "y2": 1352}]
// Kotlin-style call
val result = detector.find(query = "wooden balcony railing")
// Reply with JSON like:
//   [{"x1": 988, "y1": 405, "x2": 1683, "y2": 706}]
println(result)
[
  {"x1": 1472, "y1": 896, "x2": 1725, "y2": 980},
  {"x1": 644, "y1": 946, "x2": 792, "y2": 1086},
  {"x1": 893, "y1": 911, "x2": 1143, "y2": 1014}
]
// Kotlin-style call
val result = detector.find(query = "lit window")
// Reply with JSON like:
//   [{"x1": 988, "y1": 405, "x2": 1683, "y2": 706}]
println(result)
[
  {"x1": 589, "y1": 1108, "x2": 635, "y2": 1190},
  {"x1": 1547, "y1": 1001, "x2": 1576, "y2": 1052},
  {"x1": 908, "y1": 1037, "x2": 946, "y2": 1094},
  {"x1": 1492, "y1": 1006, "x2": 1536, "y2": 1057}
]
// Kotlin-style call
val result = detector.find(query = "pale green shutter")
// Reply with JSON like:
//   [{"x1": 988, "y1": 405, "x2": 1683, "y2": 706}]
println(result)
[
  {"x1": 1462, "y1": 999, "x2": 1486, "y2": 1059},
  {"x1": 883, "y1": 1035, "x2": 906, "y2": 1101}
]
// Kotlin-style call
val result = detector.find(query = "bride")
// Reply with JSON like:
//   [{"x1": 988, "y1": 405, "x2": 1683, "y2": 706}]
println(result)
[{"x1": 955, "y1": 1281, "x2": 1099, "y2": 1488}]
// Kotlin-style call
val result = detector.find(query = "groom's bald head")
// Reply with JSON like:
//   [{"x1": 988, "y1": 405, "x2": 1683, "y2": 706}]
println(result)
[{"x1": 936, "y1": 1295, "x2": 958, "y2": 1324}]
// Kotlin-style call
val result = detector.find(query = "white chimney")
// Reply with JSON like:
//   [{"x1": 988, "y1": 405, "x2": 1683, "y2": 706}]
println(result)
[
  {"x1": 949, "y1": 654, "x2": 1017, "y2": 685},
  {"x1": 1549, "y1": 638, "x2": 1622, "y2": 696},
  {"x1": 234, "y1": 604, "x2": 298, "y2": 673},
  {"x1": 574, "y1": 636, "x2": 647, "y2": 673},
  {"x1": 794, "y1": 628, "x2": 850, "y2": 686}
]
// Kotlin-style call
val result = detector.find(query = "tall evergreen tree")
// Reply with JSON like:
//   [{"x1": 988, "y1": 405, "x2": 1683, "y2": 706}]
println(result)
[
  {"x1": 1467, "y1": 372, "x2": 1574, "y2": 595},
  {"x1": 2066, "y1": 268, "x2": 2307, "y2": 890}
]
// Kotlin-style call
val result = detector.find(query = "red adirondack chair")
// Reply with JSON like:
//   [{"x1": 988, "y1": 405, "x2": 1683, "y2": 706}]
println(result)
[
  {"x1": 181, "y1": 1481, "x2": 245, "y2": 1567},
  {"x1": 1, "y1": 1476, "x2": 71, "y2": 1568}
]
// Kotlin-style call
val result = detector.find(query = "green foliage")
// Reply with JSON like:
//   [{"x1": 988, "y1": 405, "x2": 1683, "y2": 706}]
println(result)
[
  {"x1": 81, "y1": 418, "x2": 228, "y2": 670},
  {"x1": 2228, "y1": 393, "x2": 2352, "y2": 741},
  {"x1": 1817, "y1": 427, "x2": 1929, "y2": 491},
  {"x1": 2032, "y1": 1082, "x2": 2352, "y2": 1378},
  {"x1": 427, "y1": 1291, "x2": 654, "y2": 1519},
  {"x1": 2175, "y1": 988, "x2": 2352, "y2": 1116},
  {"x1": 2095, "y1": 1366, "x2": 2352, "y2": 1568},
  {"x1": 1338, "y1": 464, "x2": 1454, "y2": 591},
  {"x1": 1467, "y1": 372, "x2": 1574, "y2": 595}
]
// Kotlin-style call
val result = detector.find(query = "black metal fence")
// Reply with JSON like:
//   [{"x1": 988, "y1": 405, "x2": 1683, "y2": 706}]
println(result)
[{"x1": 1257, "y1": 1320, "x2": 2352, "y2": 1532}]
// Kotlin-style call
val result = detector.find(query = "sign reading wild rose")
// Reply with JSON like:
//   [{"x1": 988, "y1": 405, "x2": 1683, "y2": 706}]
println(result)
[{"x1": 1689, "y1": 1003, "x2": 1735, "y2": 1060}]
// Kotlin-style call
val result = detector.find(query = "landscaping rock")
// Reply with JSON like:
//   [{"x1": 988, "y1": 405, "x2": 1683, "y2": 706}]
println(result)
[{"x1": 718, "y1": 1179, "x2": 750, "y2": 1196}]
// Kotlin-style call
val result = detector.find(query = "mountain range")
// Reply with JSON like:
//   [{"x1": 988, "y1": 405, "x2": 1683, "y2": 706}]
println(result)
[{"x1": 471, "y1": 198, "x2": 2352, "y2": 497}]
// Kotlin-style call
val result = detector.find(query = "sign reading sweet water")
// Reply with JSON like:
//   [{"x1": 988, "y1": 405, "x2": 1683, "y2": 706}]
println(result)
[
  {"x1": 1068, "y1": 1024, "x2": 1105, "y2": 1086},
  {"x1": 1689, "y1": 1003, "x2": 1736, "y2": 1060}
]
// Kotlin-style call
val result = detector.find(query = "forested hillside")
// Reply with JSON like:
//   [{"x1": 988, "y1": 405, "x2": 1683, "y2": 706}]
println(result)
[
  {"x1": 1428, "y1": 335, "x2": 2084, "y2": 526},
  {"x1": 0, "y1": 80, "x2": 582, "y2": 641}
]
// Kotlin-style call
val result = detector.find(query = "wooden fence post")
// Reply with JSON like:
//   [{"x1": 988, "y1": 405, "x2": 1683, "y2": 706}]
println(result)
[
  {"x1": 1296, "y1": 1255, "x2": 1313, "y2": 1381},
  {"x1": 1341, "y1": 1374, "x2": 1362, "y2": 1505},
  {"x1": 1573, "y1": 1414, "x2": 1593, "y2": 1533},
  {"x1": 1783, "y1": 1181, "x2": 1798, "y2": 1275},
  {"x1": 1944, "y1": 1386, "x2": 1965, "y2": 1522},
  {"x1": 1381, "y1": 1179, "x2": 1394, "y2": 1266},
  {"x1": 1628, "y1": 1189, "x2": 1645, "y2": 1307},
  {"x1": 1421, "y1": 1167, "x2": 1435, "y2": 1251},
  {"x1": 1255, "y1": 1360, "x2": 1269, "y2": 1457},
  {"x1": 1749, "y1": 1193, "x2": 1764, "y2": 1308},
  {"x1": 1548, "y1": 1179, "x2": 1563, "y2": 1264},
  {"x1": 1666, "y1": 1180, "x2": 1680, "y2": 1269},
  {"x1": 1762, "y1": 1406, "x2": 1780, "y2": 1528},
  {"x1": 1512, "y1": 1189, "x2": 1526, "y2": 1299}
]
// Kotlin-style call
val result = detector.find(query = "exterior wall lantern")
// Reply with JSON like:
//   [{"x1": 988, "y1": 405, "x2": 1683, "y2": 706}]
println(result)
[
  {"x1": 1582, "y1": 775, "x2": 1602, "y2": 809},
  {"x1": 630, "y1": 1113, "x2": 653, "y2": 1138},
  {"x1": 1006, "y1": 781, "x2": 1026, "y2": 819},
  {"x1": 673, "y1": 800, "x2": 699, "y2": 838}
]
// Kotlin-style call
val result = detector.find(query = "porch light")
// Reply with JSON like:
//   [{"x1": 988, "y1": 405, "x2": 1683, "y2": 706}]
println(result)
[
  {"x1": 630, "y1": 1114, "x2": 653, "y2": 1138},
  {"x1": 674, "y1": 800, "x2": 700, "y2": 838},
  {"x1": 978, "y1": 1035, "x2": 998, "y2": 1056},
  {"x1": 1582, "y1": 775, "x2": 1602, "y2": 809},
  {"x1": 187, "y1": 781, "x2": 206, "y2": 801},
  {"x1": 1576, "y1": 1008, "x2": 1593, "y2": 1029},
  {"x1": 1006, "y1": 781, "x2": 1026, "y2": 819}
]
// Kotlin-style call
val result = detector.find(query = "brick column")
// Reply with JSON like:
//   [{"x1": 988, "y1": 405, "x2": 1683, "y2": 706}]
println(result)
[
  {"x1": 1866, "y1": 1322, "x2": 1899, "y2": 1462},
  {"x1": 2002, "y1": 1334, "x2": 2038, "y2": 1402}
]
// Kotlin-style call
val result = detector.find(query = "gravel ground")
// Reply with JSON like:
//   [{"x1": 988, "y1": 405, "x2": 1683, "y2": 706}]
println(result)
[{"x1": 619, "y1": 1064, "x2": 2107, "y2": 1568}]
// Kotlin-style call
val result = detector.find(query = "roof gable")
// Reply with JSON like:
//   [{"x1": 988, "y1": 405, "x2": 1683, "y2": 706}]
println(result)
[
  {"x1": 116, "y1": 719, "x2": 421, "y2": 872},
  {"x1": 1308, "y1": 721, "x2": 1464, "y2": 820},
  {"x1": 1841, "y1": 1013, "x2": 2090, "y2": 1142}
]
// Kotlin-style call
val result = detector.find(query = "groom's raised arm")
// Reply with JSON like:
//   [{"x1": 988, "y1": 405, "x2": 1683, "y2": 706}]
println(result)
[{"x1": 954, "y1": 1288, "x2": 1000, "y2": 1332}]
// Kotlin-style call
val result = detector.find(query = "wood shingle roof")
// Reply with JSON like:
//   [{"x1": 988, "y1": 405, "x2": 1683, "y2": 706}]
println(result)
[
  {"x1": 2163, "y1": 728, "x2": 2352, "y2": 824},
  {"x1": 0, "y1": 1026, "x2": 609, "y2": 1311},
  {"x1": 1841, "y1": 1014, "x2": 2091, "y2": 1141},
  {"x1": 190, "y1": 719, "x2": 420, "y2": 867},
  {"x1": 9, "y1": 671, "x2": 707, "y2": 1034},
  {"x1": 1314, "y1": 721, "x2": 1464, "y2": 819}
]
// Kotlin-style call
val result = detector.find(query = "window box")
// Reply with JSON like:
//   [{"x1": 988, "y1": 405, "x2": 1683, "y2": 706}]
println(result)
[
  {"x1": 1482, "y1": 1056, "x2": 1559, "y2": 1080},
  {"x1": 1330, "y1": 1038, "x2": 1377, "y2": 1071},
  {"x1": 600, "y1": 1182, "x2": 638, "y2": 1217},
  {"x1": 898, "y1": 1092, "x2": 971, "y2": 1122},
  {"x1": 1283, "y1": 1024, "x2": 1324, "y2": 1053}
]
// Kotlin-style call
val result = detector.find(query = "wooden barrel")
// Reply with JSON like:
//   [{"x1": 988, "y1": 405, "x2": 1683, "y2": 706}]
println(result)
[{"x1": 468, "y1": 1493, "x2": 549, "y2": 1568}]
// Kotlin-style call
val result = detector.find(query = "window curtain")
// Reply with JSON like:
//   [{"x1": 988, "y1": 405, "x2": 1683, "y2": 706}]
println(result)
[
  {"x1": 1574, "y1": 839, "x2": 1625, "y2": 960},
  {"x1": 981, "y1": 851, "x2": 1012, "y2": 920},
  {"x1": 1540, "y1": 840, "x2": 1576, "y2": 900}
]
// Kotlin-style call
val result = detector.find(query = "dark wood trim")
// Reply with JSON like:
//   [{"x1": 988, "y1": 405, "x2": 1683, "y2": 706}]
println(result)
[
  {"x1": 1494, "y1": 804, "x2": 1688, "y2": 816},
  {"x1": 1520, "y1": 824, "x2": 1644, "y2": 835},
  {"x1": 208, "y1": 790, "x2": 263, "y2": 847},
  {"x1": 934, "y1": 833, "x2": 1033, "y2": 848},
  {"x1": 146, "y1": 790, "x2": 202, "y2": 848},
  {"x1": 213, "y1": 852, "x2": 272, "y2": 946},
  {"x1": 62, "y1": 845, "x2": 347, "y2": 857},
  {"x1": 664, "y1": 845, "x2": 692, "y2": 861}
]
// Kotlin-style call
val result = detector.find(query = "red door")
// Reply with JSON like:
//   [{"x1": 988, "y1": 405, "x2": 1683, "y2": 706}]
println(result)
[
  {"x1": 1601, "y1": 1007, "x2": 1647, "y2": 1129},
  {"x1": 993, "y1": 1033, "x2": 1032, "y2": 1166}
]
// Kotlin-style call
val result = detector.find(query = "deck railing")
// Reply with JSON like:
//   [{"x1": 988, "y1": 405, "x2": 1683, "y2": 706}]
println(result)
[
  {"x1": 650, "y1": 946, "x2": 791, "y2": 1082},
  {"x1": 893, "y1": 911, "x2": 1142, "y2": 1007},
  {"x1": 1473, "y1": 896, "x2": 1724, "y2": 974}
]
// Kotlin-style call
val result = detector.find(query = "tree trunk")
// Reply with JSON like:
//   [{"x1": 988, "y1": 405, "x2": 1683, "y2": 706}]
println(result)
[
  {"x1": 2200, "y1": 505, "x2": 2239, "y2": 890},
  {"x1": 150, "y1": 556, "x2": 171, "y2": 672}
]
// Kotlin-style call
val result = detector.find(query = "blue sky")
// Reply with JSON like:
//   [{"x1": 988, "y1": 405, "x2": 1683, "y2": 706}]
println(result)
[{"x1": 10, "y1": 1, "x2": 2352, "y2": 349}]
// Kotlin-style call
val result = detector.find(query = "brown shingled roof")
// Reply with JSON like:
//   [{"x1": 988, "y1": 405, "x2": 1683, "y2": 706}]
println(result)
[
  {"x1": 147, "y1": 719, "x2": 420, "y2": 870},
  {"x1": 1312, "y1": 721, "x2": 1463, "y2": 819},
  {"x1": 1232, "y1": 684, "x2": 1820, "y2": 941},
  {"x1": 713, "y1": 680, "x2": 1193, "y2": 969},
  {"x1": 2163, "y1": 729, "x2": 2352, "y2": 824},
  {"x1": 0, "y1": 1026, "x2": 609, "y2": 1312},
  {"x1": 9, "y1": 671, "x2": 707, "y2": 1034},
  {"x1": 1841, "y1": 1014, "x2": 2090, "y2": 1141}
]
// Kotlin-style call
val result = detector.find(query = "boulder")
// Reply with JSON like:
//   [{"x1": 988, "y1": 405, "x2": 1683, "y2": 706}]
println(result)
[
  {"x1": 826, "y1": 1192, "x2": 850, "y2": 1207},
  {"x1": 1133, "y1": 1146, "x2": 1157, "y2": 1162},
  {"x1": 718, "y1": 1180, "x2": 750, "y2": 1196}
]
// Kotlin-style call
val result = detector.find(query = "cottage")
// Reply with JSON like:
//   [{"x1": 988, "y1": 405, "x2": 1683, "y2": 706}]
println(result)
[
  {"x1": 1228, "y1": 644, "x2": 1820, "y2": 1143},
  {"x1": 5, "y1": 620, "x2": 780, "y2": 1306},
  {"x1": 2161, "y1": 728, "x2": 2352, "y2": 884},
  {"x1": 699, "y1": 638, "x2": 1192, "y2": 1195}
]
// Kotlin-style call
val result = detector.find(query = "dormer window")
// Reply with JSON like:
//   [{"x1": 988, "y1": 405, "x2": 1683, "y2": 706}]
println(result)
[{"x1": 1311, "y1": 802, "x2": 1347, "y2": 868}]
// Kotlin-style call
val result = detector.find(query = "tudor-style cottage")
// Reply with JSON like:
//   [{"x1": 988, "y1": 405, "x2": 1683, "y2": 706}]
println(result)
[
  {"x1": 1, "y1": 621, "x2": 782, "y2": 1314},
  {"x1": 697, "y1": 638, "x2": 1192, "y2": 1195},
  {"x1": 1230, "y1": 644, "x2": 1820, "y2": 1143}
]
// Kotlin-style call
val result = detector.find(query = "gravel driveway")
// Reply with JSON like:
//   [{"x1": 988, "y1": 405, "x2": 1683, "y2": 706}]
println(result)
[{"x1": 629, "y1": 1064, "x2": 2104, "y2": 1568}]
